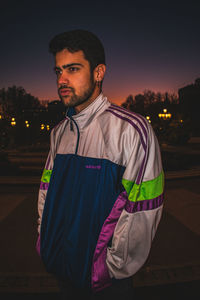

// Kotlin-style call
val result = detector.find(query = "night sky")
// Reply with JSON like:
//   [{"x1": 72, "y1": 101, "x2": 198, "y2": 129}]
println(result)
[{"x1": 1, "y1": 0, "x2": 200, "y2": 105}]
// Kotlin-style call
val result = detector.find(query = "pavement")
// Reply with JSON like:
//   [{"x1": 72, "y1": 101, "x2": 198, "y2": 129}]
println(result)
[{"x1": 0, "y1": 139, "x2": 200, "y2": 298}]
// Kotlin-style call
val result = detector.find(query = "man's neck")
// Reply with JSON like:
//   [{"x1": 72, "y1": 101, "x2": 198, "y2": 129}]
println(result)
[{"x1": 74, "y1": 90, "x2": 101, "y2": 114}]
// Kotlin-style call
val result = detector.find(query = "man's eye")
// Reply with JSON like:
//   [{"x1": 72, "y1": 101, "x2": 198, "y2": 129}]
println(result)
[
  {"x1": 54, "y1": 69, "x2": 62, "y2": 76},
  {"x1": 69, "y1": 67, "x2": 79, "y2": 72}
]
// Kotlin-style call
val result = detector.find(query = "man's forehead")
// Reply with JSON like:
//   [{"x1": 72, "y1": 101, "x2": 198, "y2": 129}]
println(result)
[{"x1": 55, "y1": 49, "x2": 86, "y2": 64}]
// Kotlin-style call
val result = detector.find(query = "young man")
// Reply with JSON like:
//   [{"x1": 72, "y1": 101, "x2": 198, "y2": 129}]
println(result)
[{"x1": 36, "y1": 29, "x2": 164, "y2": 299}]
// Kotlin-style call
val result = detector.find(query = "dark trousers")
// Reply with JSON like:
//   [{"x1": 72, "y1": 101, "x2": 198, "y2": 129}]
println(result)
[{"x1": 58, "y1": 277, "x2": 134, "y2": 300}]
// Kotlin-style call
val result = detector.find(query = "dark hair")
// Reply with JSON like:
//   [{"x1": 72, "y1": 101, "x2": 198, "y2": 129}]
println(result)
[{"x1": 49, "y1": 29, "x2": 106, "y2": 71}]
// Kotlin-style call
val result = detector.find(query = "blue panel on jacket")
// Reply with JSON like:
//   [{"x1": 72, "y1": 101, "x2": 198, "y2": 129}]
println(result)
[{"x1": 40, "y1": 154, "x2": 125, "y2": 289}]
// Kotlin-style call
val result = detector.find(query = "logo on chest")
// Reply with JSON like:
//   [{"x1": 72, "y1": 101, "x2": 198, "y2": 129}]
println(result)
[{"x1": 85, "y1": 165, "x2": 101, "y2": 170}]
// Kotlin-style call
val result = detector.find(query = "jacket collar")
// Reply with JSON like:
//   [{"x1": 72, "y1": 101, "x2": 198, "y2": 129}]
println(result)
[{"x1": 66, "y1": 93, "x2": 110, "y2": 129}]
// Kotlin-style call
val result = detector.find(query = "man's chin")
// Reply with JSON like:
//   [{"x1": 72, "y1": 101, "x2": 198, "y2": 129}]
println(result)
[{"x1": 59, "y1": 95, "x2": 72, "y2": 107}]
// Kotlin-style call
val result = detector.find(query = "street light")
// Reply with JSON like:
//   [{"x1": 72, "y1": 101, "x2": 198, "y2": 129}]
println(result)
[
  {"x1": 146, "y1": 115, "x2": 151, "y2": 123},
  {"x1": 158, "y1": 108, "x2": 172, "y2": 120},
  {"x1": 11, "y1": 117, "x2": 16, "y2": 126},
  {"x1": 25, "y1": 120, "x2": 30, "y2": 128}
]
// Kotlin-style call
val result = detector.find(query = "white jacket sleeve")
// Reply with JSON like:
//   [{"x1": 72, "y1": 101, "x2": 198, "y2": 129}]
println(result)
[
  {"x1": 37, "y1": 130, "x2": 55, "y2": 234},
  {"x1": 106, "y1": 121, "x2": 164, "y2": 279}
]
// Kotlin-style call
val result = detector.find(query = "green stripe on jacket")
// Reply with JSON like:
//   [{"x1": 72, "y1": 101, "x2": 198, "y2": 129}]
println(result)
[
  {"x1": 122, "y1": 170, "x2": 164, "y2": 202},
  {"x1": 41, "y1": 169, "x2": 52, "y2": 183}
]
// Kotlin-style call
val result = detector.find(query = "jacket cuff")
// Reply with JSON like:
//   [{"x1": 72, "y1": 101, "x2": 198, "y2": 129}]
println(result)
[
  {"x1": 91, "y1": 246, "x2": 112, "y2": 292},
  {"x1": 36, "y1": 235, "x2": 41, "y2": 257}
]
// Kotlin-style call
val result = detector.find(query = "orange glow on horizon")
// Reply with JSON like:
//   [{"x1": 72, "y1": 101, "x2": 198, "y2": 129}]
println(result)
[
  {"x1": 39, "y1": 93, "x2": 125, "y2": 106},
  {"x1": 37, "y1": 84, "x2": 178, "y2": 107}
]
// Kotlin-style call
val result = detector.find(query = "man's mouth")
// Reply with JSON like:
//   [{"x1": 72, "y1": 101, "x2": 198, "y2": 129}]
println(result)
[{"x1": 59, "y1": 88, "x2": 72, "y2": 96}]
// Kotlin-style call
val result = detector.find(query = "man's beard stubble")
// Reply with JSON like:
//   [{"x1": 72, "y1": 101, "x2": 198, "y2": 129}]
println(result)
[{"x1": 58, "y1": 77, "x2": 96, "y2": 108}]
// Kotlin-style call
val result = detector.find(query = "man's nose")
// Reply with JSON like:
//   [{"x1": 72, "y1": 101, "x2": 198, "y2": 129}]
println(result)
[{"x1": 57, "y1": 72, "x2": 69, "y2": 85}]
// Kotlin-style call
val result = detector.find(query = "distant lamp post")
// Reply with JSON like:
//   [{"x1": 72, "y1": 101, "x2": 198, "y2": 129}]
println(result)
[
  {"x1": 41, "y1": 123, "x2": 45, "y2": 130},
  {"x1": 0, "y1": 114, "x2": 2, "y2": 120},
  {"x1": 158, "y1": 108, "x2": 172, "y2": 120},
  {"x1": 11, "y1": 117, "x2": 16, "y2": 126},
  {"x1": 46, "y1": 125, "x2": 50, "y2": 131},
  {"x1": 146, "y1": 115, "x2": 151, "y2": 123},
  {"x1": 25, "y1": 120, "x2": 30, "y2": 128}
]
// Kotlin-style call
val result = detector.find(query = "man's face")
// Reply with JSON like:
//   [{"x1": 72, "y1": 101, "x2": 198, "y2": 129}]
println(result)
[{"x1": 54, "y1": 49, "x2": 96, "y2": 112}]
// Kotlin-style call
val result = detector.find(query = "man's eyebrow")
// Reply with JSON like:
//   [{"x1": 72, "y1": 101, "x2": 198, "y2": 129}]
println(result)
[
  {"x1": 63, "y1": 63, "x2": 83, "y2": 69},
  {"x1": 54, "y1": 63, "x2": 83, "y2": 71}
]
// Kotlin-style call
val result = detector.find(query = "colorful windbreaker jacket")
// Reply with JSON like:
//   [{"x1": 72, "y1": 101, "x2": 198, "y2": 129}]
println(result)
[{"x1": 37, "y1": 93, "x2": 164, "y2": 292}]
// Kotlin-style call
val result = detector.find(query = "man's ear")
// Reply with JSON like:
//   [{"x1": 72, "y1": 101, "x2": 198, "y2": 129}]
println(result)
[{"x1": 94, "y1": 64, "x2": 106, "y2": 82}]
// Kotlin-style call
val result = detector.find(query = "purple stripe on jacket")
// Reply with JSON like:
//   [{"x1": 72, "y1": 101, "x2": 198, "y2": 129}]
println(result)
[
  {"x1": 106, "y1": 109, "x2": 148, "y2": 184},
  {"x1": 40, "y1": 182, "x2": 49, "y2": 190},
  {"x1": 106, "y1": 109, "x2": 147, "y2": 151},
  {"x1": 108, "y1": 105, "x2": 150, "y2": 184},
  {"x1": 91, "y1": 191, "x2": 128, "y2": 292},
  {"x1": 110, "y1": 104, "x2": 148, "y2": 139},
  {"x1": 125, "y1": 193, "x2": 164, "y2": 213}
]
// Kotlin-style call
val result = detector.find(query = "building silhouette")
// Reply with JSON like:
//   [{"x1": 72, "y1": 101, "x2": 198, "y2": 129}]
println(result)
[{"x1": 178, "y1": 78, "x2": 200, "y2": 135}]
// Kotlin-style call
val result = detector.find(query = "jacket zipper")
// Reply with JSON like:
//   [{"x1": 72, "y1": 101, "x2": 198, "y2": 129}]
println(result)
[{"x1": 70, "y1": 117, "x2": 80, "y2": 155}]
